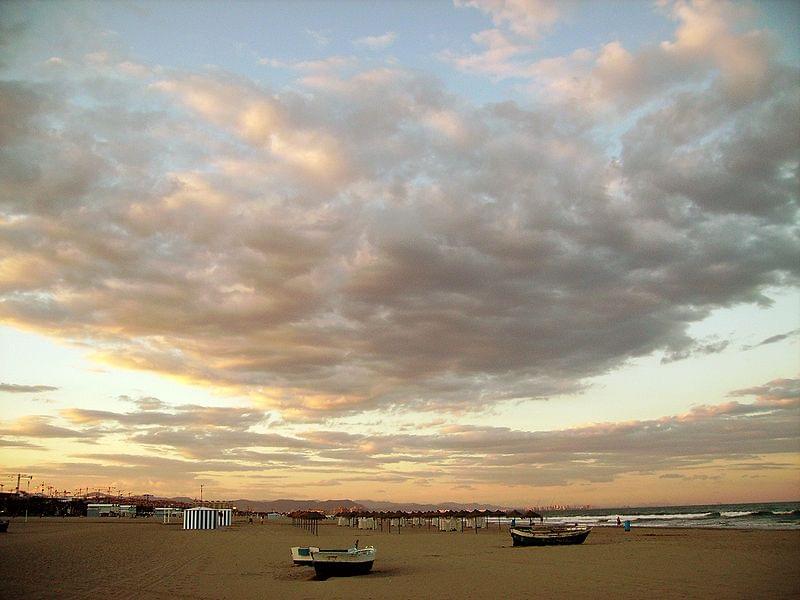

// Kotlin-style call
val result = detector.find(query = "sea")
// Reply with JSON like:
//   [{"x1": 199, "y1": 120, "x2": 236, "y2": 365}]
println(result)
[{"x1": 535, "y1": 501, "x2": 800, "y2": 530}]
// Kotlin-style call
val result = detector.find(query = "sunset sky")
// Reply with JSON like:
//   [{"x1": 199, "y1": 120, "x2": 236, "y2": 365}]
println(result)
[{"x1": 1, "y1": 0, "x2": 798, "y2": 507}]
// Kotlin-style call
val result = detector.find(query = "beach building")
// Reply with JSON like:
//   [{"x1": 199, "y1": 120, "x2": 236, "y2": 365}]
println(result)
[
  {"x1": 183, "y1": 507, "x2": 217, "y2": 529},
  {"x1": 86, "y1": 503, "x2": 136, "y2": 517},
  {"x1": 182, "y1": 507, "x2": 234, "y2": 529},
  {"x1": 87, "y1": 503, "x2": 115, "y2": 517},
  {"x1": 217, "y1": 508, "x2": 233, "y2": 526}
]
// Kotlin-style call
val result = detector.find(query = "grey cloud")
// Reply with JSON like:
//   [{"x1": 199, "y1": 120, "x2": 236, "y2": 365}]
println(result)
[
  {"x1": 661, "y1": 339, "x2": 729, "y2": 364},
  {"x1": 5, "y1": 377, "x2": 796, "y2": 489},
  {"x1": 0, "y1": 437, "x2": 42, "y2": 449},
  {"x1": 0, "y1": 12, "x2": 797, "y2": 420},
  {"x1": 658, "y1": 473, "x2": 721, "y2": 481},
  {"x1": 120, "y1": 395, "x2": 167, "y2": 411},
  {"x1": 0, "y1": 416, "x2": 101, "y2": 440},
  {"x1": 742, "y1": 329, "x2": 799, "y2": 350},
  {"x1": 74, "y1": 452, "x2": 271, "y2": 474},
  {"x1": 728, "y1": 378, "x2": 800, "y2": 401},
  {"x1": 130, "y1": 428, "x2": 309, "y2": 459},
  {"x1": 0, "y1": 383, "x2": 58, "y2": 393},
  {"x1": 62, "y1": 405, "x2": 267, "y2": 429}
]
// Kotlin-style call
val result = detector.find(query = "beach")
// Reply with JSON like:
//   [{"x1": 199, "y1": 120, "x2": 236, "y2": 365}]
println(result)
[{"x1": 1, "y1": 518, "x2": 798, "y2": 599}]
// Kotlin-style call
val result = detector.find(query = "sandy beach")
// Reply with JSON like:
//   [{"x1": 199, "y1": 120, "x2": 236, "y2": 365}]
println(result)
[{"x1": 1, "y1": 517, "x2": 798, "y2": 599}]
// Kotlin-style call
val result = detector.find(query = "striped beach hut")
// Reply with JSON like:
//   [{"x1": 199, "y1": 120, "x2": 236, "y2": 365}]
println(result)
[
  {"x1": 183, "y1": 507, "x2": 217, "y2": 530},
  {"x1": 217, "y1": 508, "x2": 233, "y2": 527}
]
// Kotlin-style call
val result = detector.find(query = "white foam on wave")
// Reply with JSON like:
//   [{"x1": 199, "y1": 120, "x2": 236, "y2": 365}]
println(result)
[{"x1": 721, "y1": 511, "x2": 755, "y2": 518}]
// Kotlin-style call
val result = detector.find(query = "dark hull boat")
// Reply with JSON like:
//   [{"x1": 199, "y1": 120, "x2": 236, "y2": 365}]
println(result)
[
  {"x1": 311, "y1": 546, "x2": 376, "y2": 578},
  {"x1": 510, "y1": 525, "x2": 591, "y2": 546}
]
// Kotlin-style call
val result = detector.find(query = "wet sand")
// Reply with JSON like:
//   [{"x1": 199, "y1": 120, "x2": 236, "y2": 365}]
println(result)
[{"x1": 1, "y1": 517, "x2": 798, "y2": 599}]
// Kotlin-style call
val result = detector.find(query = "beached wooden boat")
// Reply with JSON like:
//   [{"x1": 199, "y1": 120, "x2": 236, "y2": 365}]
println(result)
[
  {"x1": 311, "y1": 543, "x2": 376, "y2": 577},
  {"x1": 510, "y1": 525, "x2": 591, "y2": 546},
  {"x1": 290, "y1": 546, "x2": 319, "y2": 565}
]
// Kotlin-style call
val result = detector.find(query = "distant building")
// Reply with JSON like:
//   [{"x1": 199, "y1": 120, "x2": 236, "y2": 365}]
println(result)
[{"x1": 86, "y1": 503, "x2": 136, "y2": 517}]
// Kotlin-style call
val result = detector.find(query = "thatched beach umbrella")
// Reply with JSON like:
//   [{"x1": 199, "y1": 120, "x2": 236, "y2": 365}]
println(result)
[
  {"x1": 289, "y1": 510, "x2": 324, "y2": 535},
  {"x1": 522, "y1": 509, "x2": 543, "y2": 525},
  {"x1": 505, "y1": 509, "x2": 524, "y2": 528},
  {"x1": 485, "y1": 509, "x2": 506, "y2": 532}
]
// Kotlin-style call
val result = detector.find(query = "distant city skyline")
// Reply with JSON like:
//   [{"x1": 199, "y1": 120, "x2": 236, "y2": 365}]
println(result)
[{"x1": 1, "y1": 0, "x2": 798, "y2": 506}]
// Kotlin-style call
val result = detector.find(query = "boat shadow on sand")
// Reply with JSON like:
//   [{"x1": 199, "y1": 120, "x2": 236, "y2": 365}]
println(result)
[{"x1": 310, "y1": 567, "x2": 402, "y2": 581}]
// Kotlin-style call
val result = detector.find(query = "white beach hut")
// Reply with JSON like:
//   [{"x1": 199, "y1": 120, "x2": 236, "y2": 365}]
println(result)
[
  {"x1": 438, "y1": 517, "x2": 463, "y2": 532},
  {"x1": 465, "y1": 516, "x2": 487, "y2": 529},
  {"x1": 183, "y1": 507, "x2": 217, "y2": 530},
  {"x1": 216, "y1": 508, "x2": 233, "y2": 527}
]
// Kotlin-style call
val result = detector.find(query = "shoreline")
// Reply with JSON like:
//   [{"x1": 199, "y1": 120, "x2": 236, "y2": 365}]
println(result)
[{"x1": 4, "y1": 514, "x2": 797, "y2": 531}]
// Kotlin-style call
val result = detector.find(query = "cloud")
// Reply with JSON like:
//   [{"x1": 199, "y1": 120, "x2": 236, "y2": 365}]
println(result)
[
  {"x1": 120, "y1": 395, "x2": 167, "y2": 411},
  {"x1": 727, "y1": 378, "x2": 800, "y2": 403},
  {"x1": 742, "y1": 329, "x2": 799, "y2": 350},
  {"x1": 61, "y1": 404, "x2": 268, "y2": 430},
  {"x1": 353, "y1": 32, "x2": 397, "y2": 50},
  {"x1": 306, "y1": 28, "x2": 331, "y2": 46},
  {"x1": 439, "y1": 28, "x2": 535, "y2": 79},
  {"x1": 0, "y1": 415, "x2": 100, "y2": 440},
  {"x1": 3, "y1": 378, "x2": 788, "y2": 492},
  {"x1": 455, "y1": 0, "x2": 562, "y2": 41},
  {"x1": 0, "y1": 2, "x2": 797, "y2": 422},
  {"x1": 661, "y1": 338, "x2": 729, "y2": 363},
  {"x1": 448, "y1": 0, "x2": 786, "y2": 115},
  {"x1": 0, "y1": 438, "x2": 42, "y2": 449},
  {"x1": 0, "y1": 383, "x2": 58, "y2": 393}
]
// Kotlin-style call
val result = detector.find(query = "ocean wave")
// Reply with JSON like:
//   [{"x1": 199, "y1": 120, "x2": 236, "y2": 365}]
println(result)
[
  {"x1": 721, "y1": 511, "x2": 756, "y2": 518},
  {"x1": 723, "y1": 510, "x2": 799, "y2": 520},
  {"x1": 537, "y1": 503, "x2": 800, "y2": 530}
]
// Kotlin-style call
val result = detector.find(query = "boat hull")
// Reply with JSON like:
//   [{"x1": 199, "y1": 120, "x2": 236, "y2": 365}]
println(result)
[
  {"x1": 510, "y1": 526, "x2": 591, "y2": 546},
  {"x1": 312, "y1": 558, "x2": 374, "y2": 578},
  {"x1": 311, "y1": 547, "x2": 376, "y2": 578}
]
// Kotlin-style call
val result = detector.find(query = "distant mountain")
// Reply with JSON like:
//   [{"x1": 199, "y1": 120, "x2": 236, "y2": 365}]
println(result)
[
  {"x1": 355, "y1": 499, "x2": 507, "y2": 512},
  {"x1": 161, "y1": 496, "x2": 508, "y2": 513},
  {"x1": 222, "y1": 498, "x2": 368, "y2": 513}
]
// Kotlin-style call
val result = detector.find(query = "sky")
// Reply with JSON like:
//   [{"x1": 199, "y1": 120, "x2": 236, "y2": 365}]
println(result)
[{"x1": 0, "y1": 0, "x2": 798, "y2": 508}]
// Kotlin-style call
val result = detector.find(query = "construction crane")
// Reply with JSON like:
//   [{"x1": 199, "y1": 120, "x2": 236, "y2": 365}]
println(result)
[{"x1": 11, "y1": 473, "x2": 33, "y2": 495}]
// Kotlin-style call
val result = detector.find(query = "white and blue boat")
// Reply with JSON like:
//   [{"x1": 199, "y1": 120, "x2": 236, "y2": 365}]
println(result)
[
  {"x1": 311, "y1": 541, "x2": 376, "y2": 578},
  {"x1": 290, "y1": 546, "x2": 319, "y2": 565}
]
